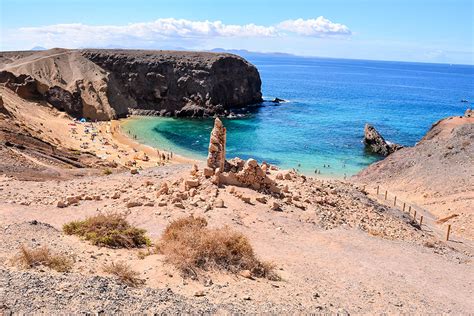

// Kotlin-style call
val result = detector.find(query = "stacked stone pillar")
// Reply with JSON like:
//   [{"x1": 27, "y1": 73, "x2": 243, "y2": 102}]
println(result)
[{"x1": 206, "y1": 117, "x2": 226, "y2": 172}]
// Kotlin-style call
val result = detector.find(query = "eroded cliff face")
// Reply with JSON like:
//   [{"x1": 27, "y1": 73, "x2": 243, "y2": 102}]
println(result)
[{"x1": 0, "y1": 49, "x2": 262, "y2": 119}]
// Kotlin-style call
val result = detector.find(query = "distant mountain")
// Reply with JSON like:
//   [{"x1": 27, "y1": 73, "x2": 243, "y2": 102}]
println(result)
[
  {"x1": 30, "y1": 46, "x2": 47, "y2": 51},
  {"x1": 210, "y1": 48, "x2": 295, "y2": 58}
]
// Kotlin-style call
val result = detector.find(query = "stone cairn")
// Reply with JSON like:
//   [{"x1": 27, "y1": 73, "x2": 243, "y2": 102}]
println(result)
[{"x1": 205, "y1": 117, "x2": 226, "y2": 175}]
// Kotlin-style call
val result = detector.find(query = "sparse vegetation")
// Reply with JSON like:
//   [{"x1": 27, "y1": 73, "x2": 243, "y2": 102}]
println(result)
[
  {"x1": 137, "y1": 247, "x2": 154, "y2": 260},
  {"x1": 13, "y1": 245, "x2": 73, "y2": 272},
  {"x1": 156, "y1": 216, "x2": 279, "y2": 280},
  {"x1": 63, "y1": 213, "x2": 151, "y2": 248},
  {"x1": 103, "y1": 168, "x2": 112, "y2": 175},
  {"x1": 103, "y1": 261, "x2": 144, "y2": 287}
]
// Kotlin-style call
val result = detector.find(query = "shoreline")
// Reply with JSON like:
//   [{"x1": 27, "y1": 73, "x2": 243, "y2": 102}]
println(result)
[
  {"x1": 116, "y1": 115, "x2": 344, "y2": 180},
  {"x1": 108, "y1": 118, "x2": 199, "y2": 168}
]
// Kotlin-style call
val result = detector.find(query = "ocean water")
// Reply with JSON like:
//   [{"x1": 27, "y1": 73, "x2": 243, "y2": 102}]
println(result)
[{"x1": 122, "y1": 55, "x2": 474, "y2": 177}]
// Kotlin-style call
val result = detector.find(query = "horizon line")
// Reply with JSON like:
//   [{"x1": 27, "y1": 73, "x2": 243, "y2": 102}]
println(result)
[{"x1": 2, "y1": 46, "x2": 473, "y2": 67}]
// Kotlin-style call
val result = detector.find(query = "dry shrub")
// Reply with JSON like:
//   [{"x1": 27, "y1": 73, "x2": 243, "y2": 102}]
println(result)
[
  {"x1": 157, "y1": 216, "x2": 279, "y2": 280},
  {"x1": 103, "y1": 261, "x2": 144, "y2": 287},
  {"x1": 63, "y1": 213, "x2": 150, "y2": 248},
  {"x1": 13, "y1": 245, "x2": 73, "y2": 272},
  {"x1": 137, "y1": 247, "x2": 154, "y2": 260}
]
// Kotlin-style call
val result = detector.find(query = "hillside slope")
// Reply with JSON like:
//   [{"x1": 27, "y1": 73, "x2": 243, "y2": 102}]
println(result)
[{"x1": 353, "y1": 115, "x2": 474, "y2": 239}]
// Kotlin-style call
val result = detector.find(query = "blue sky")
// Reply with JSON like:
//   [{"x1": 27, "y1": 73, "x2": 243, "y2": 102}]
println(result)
[{"x1": 1, "y1": 0, "x2": 473, "y2": 64}]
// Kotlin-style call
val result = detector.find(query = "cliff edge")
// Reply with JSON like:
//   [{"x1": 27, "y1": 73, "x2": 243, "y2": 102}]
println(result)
[{"x1": 0, "y1": 48, "x2": 262, "y2": 119}]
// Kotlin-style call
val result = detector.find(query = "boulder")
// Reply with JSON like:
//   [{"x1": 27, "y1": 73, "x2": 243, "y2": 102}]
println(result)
[{"x1": 185, "y1": 179, "x2": 200, "y2": 189}]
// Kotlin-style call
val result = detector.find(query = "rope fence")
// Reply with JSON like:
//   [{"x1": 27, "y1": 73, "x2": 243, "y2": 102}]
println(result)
[{"x1": 370, "y1": 185, "x2": 452, "y2": 241}]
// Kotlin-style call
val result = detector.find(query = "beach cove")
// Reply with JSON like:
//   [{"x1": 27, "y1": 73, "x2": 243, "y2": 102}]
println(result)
[{"x1": 121, "y1": 55, "x2": 474, "y2": 177}]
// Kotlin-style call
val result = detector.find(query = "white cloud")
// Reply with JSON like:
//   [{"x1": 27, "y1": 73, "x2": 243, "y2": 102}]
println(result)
[
  {"x1": 278, "y1": 17, "x2": 351, "y2": 37},
  {"x1": 7, "y1": 17, "x2": 350, "y2": 50}
]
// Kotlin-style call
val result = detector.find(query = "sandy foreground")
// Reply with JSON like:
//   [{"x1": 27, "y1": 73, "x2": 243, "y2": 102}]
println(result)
[{"x1": 0, "y1": 88, "x2": 473, "y2": 313}]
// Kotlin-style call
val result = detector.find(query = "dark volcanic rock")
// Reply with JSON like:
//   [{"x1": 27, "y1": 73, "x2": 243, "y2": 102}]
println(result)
[
  {"x1": 44, "y1": 86, "x2": 83, "y2": 117},
  {"x1": 271, "y1": 97, "x2": 286, "y2": 103},
  {"x1": 81, "y1": 49, "x2": 262, "y2": 118},
  {"x1": 363, "y1": 124, "x2": 402, "y2": 156}
]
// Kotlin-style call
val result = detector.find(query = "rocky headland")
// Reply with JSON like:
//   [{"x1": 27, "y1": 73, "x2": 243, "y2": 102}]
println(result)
[{"x1": 0, "y1": 48, "x2": 262, "y2": 120}]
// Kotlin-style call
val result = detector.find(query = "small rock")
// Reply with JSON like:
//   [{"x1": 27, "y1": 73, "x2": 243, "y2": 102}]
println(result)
[
  {"x1": 126, "y1": 201, "x2": 143, "y2": 208},
  {"x1": 56, "y1": 200, "x2": 67, "y2": 208},
  {"x1": 174, "y1": 202, "x2": 185, "y2": 209},
  {"x1": 203, "y1": 167, "x2": 214, "y2": 177},
  {"x1": 66, "y1": 196, "x2": 80, "y2": 205},
  {"x1": 271, "y1": 201, "x2": 281, "y2": 211},
  {"x1": 214, "y1": 199, "x2": 225, "y2": 208},
  {"x1": 185, "y1": 179, "x2": 199, "y2": 188},
  {"x1": 240, "y1": 195, "x2": 251, "y2": 203},
  {"x1": 111, "y1": 192, "x2": 121, "y2": 199},
  {"x1": 239, "y1": 270, "x2": 254, "y2": 279},
  {"x1": 194, "y1": 290, "x2": 206, "y2": 297}
]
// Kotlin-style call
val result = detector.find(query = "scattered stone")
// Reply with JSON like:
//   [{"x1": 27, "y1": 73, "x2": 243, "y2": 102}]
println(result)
[
  {"x1": 203, "y1": 167, "x2": 214, "y2": 177},
  {"x1": 271, "y1": 201, "x2": 281, "y2": 211},
  {"x1": 111, "y1": 192, "x2": 121, "y2": 199},
  {"x1": 174, "y1": 202, "x2": 185, "y2": 209},
  {"x1": 56, "y1": 200, "x2": 67, "y2": 208},
  {"x1": 66, "y1": 196, "x2": 80, "y2": 205},
  {"x1": 255, "y1": 196, "x2": 267, "y2": 203},
  {"x1": 126, "y1": 201, "x2": 143, "y2": 208},
  {"x1": 239, "y1": 270, "x2": 254, "y2": 279},
  {"x1": 214, "y1": 199, "x2": 225, "y2": 208},
  {"x1": 185, "y1": 178, "x2": 199, "y2": 189}
]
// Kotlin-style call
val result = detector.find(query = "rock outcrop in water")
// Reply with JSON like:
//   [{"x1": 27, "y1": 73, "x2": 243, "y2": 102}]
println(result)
[
  {"x1": 0, "y1": 48, "x2": 262, "y2": 120},
  {"x1": 363, "y1": 124, "x2": 402, "y2": 156}
]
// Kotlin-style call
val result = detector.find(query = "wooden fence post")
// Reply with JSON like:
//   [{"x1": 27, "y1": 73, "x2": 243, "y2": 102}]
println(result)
[
  {"x1": 413, "y1": 210, "x2": 417, "y2": 219},
  {"x1": 377, "y1": 186, "x2": 379, "y2": 195},
  {"x1": 384, "y1": 190, "x2": 388, "y2": 200},
  {"x1": 402, "y1": 202, "x2": 406, "y2": 212},
  {"x1": 446, "y1": 224, "x2": 451, "y2": 241},
  {"x1": 419, "y1": 215, "x2": 423, "y2": 227},
  {"x1": 408, "y1": 206, "x2": 412, "y2": 214},
  {"x1": 393, "y1": 196, "x2": 397, "y2": 206}
]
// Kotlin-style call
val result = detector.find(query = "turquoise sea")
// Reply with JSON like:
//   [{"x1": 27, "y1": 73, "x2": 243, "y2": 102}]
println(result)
[{"x1": 122, "y1": 55, "x2": 474, "y2": 177}]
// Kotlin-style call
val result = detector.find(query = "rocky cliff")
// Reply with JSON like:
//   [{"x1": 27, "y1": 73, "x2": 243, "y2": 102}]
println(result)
[{"x1": 0, "y1": 48, "x2": 262, "y2": 119}]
